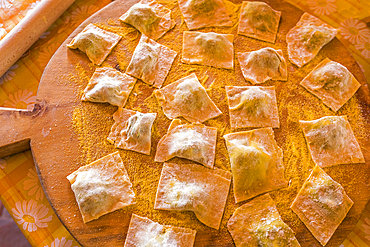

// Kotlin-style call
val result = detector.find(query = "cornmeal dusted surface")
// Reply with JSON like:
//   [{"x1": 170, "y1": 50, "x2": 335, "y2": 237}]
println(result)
[{"x1": 69, "y1": 0, "x2": 370, "y2": 242}]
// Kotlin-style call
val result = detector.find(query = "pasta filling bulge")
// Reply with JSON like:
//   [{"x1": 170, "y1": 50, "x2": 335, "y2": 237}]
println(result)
[
  {"x1": 163, "y1": 178, "x2": 205, "y2": 209},
  {"x1": 122, "y1": 112, "x2": 154, "y2": 147},
  {"x1": 310, "y1": 62, "x2": 350, "y2": 94},
  {"x1": 173, "y1": 78, "x2": 207, "y2": 112},
  {"x1": 229, "y1": 141, "x2": 271, "y2": 191},
  {"x1": 302, "y1": 27, "x2": 333, "y2": 52},
  {"x1": 241, "y1": 2, "x2": 279, "y2": 33},
  {"x1": 185, "y1": 0, "x2": 220, "y2": 21},
  {"x1": 123, "y1": 3, "x2": 161, "y2": 35},
  {"x1": 195, "y1": 32, "x2": 229, "y2": 60},
  {"x1": 84, "y1": 74, "x2": 126, "y2": 104},
  {"x1": 305, "y1": 116, "x2": 347, "y2": 151},
  {"x1": 248, "y1": 48, "x2": 281, "y2": 74},
  {"x1": 168, "y1": 128, "x2": 210, "y2": 165},
  {"x1": 73, "y1": 31, "x2": 107, "y2": 58},
  {"x1": 127, "y1": 40, "x2": 160, "y2": 81},
  {"x1": 254, "y1": 218, "x2": 297, "y2": 246},
  {"x1": 230, "y1": 87, "x2": 270, "y2": 119},
  {"x1": 71, "y1": 170, "x2": 117, "y2": 218}
]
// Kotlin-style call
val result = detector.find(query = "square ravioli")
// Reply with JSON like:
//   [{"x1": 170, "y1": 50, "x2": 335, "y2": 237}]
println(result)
[
  {"x1": 107, "y1": 108, "x2": 157, "y2": 155},
  {"x1": 67, "y1": 152, "x2": 135, "y2": 223},
  {"x1": 228, "y1": 194, "x2": 300, "y2": 247},
  {"x1": 224, "y1": 128, "x2": 287, "y2": 203},
  {"x1": 182, "y1": 31, "x2": 234, "y2": 69},
  {"x1": 155, "y1": 119, "x2": 217, "y2": 168},
  {"x1": 178, "y1": 0, "x2": 232, "y2": 30},
  {"x1": 300, "y1": 116, "x2": 364, "y2": 168},
  {"x1": 238, "y1": 47, "x2": 287, "y2": 84},
  {"x1": 300, "y1": 58, "x2": 361, "y2": 112},
  {"x1": 82, "y1": 67, "x2": 136, "y2": 108},
  {"x1": 124, "y1": 214, "x2": 196, "y2": 247},
  {"x1": 67, "y1": 24, "x2": 121, "y2": 66},
  {"x1": 154, "y1": 73, "x2": 222, "y2": 123},
  {"x1": 287, "y1": 13, "x2": 337, "y2": 67},
  {"x1": 238, "y1": 1, "x2": 281, "y2": 43},
  {"x1": 126, "y1": 34, "x2": 177, "y2": 88},
  {"x1": 291, "y1": 165, "x2": 354, "y2": 246},
  {"x1": 226, "y1": 86, "x2": 280, "y2": 129},
  {"x1": 119, "y1": 0, "x2": 175, "y2": 40},
  {"x1": 154, "y1": 163, "x2": 231, "y2": 229}
]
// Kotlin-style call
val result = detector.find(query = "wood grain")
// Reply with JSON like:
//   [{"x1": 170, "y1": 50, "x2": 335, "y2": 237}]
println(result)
[{"x1": 1, "y1": 0, "x2": 370, "y2": 247}]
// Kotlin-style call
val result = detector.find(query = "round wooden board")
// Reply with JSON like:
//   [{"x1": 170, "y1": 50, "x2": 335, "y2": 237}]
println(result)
[{"x1": 1, "y1": 0, "x2": 370, "y2": 246}]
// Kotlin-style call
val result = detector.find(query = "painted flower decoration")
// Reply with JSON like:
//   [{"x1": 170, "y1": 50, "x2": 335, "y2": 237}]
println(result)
[
  {"x1": 0, "y1": 158, "x2": 6, "y2": 169},
  {"x1": 11, "y1": 200, "x2": 52, "y2": 232},
  {"x1": 3, "y1": 89, "x2": 36, "y2": 110},
  {"x1": 363, "y1": 217, "x2": 370, "y2": 241},
  {"x1": 355, "y1": 37, "x2": 370, "y2": 59},
  {"x1": 44, "y1": 237, "x2": 78, "y2": 247},
  {"x1": 37, "y1": 43, "x2": 59, "y2": 67},
  {"x1": 0, "y1": 0, "x2": 14, "y2": 8},
  {"x1": 70, "y1": 5, "x2": 99, "y2": 26},
  {"x1": 307, "y1": 0, "x2": 337, "y2": 16},
  {"x1": 23, "y1": 168, "x2": 44, "y2": 201},
  {"x1": 0, "y1": 64, "x2": 18, "y2": 85},
  {"x1": 339, "y1": 18, "x2": 370, "y2": 44}
]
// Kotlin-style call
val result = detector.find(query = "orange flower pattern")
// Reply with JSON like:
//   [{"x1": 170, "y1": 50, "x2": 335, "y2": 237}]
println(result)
[
  {"x1": 3, "y1": 89, "x2": 36, "y2": 110},
  {"x1": 307, "y1": 0, "x2": 337, "y2": 16},
  {"x1": 339, "y1": 18, "x2": 370, "y2": 44},
  {"x1": 11, "y1": 200, "x2": 52, "y2": 232},
  {"x1": 0, "y1": 0, "x2": 14, "y2": 9},
  {"x1": 0, "y1": 64, "x2": 18, "y2": 85},
  {"x1": 23, "y1": 168, "x2": 44, "y2": 201},
  {"x1": 43, "y1": 237, "x2": 78, "y2": 247},
  {"x1": 37, "y1": 43, "x2": 59, "y2": 67},
  {"x1": 69, "y1": 5, "x2": 99, "y2": 26}
]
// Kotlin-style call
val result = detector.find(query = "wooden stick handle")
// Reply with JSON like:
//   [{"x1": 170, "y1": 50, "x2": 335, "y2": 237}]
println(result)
[{"x1": 0, "y1": 0, "x2": 76, "y2": 78}]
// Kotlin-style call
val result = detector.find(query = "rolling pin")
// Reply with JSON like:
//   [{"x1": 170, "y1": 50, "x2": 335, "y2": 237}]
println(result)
[{"x1": 0, "y1": 0, "x2": 76, "y2": 78}]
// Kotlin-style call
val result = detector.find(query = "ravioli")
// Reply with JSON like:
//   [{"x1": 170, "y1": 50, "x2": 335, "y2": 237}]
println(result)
[
  {"x1": 182, "y1": 31, "x2": 234, "y2": 69},
  {"x1": 154, "y1": 163, "x2": 231, "y2": 229},
  {"x1": 155, "y1": 119, "x2": 217, "y2": 168},
  {"x1": 300, "y1": 116, "x2": 364, "y2": 168},
  {"x1": 238, "y1": 1, "x2": 281, "y2": 43},
  {"x1": 119, "y1": 0, "x2": 175, "y2": 40},
  {"x1": 107, "y1": 109, "x2": 157, "y2": 155},
  {"x1": 124, "y1": 214, "x2": 196, "y2": 247},
  {"x1": 67, "y1": 152, "x2": 135, "y2": 223},
  {"x1": 224, "y1": 128, "x2": 287, "y2": 203},
  {"x1": 300, "y1": 58, "x2": 361, "y2": 112},
  {"x1": 178, "y1": 0, "x2": 232, "y2": 30},
  {"x1": 238, "y1": 47, "x2": 287, "y2": 84},
  {"x1": 154, "y1": 73, "x2": 222, "y2": 123},
  {"x1": 82, "y1": 67, "x2": 136, "y2": 107},
  {"x1": 291, "y1": 165, "x2": 353, "y2": 246},
  {"x1": 228, "y1": 194, "x2": 300, "y2": 247},
  {"x1": 67, "y1": 24, "x2": 121, "y2": 66},
  {"x1": 126, "y1": 34, "x2": 177, "y2": 88},
  {"x1": 287, "y1": 13, "x2": 337, "y2": 67},
  {"x1": 226, "y1": 86, "x2": 280, "y2": 129}
]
